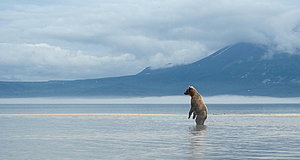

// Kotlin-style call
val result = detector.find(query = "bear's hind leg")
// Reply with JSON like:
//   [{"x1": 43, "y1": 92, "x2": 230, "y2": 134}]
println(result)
[{"x1": 195, "y1": 116, "x2": 206, "y2": 125}]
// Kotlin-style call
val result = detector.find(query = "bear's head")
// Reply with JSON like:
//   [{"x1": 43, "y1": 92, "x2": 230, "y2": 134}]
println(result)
[{"x1": 184, "y1": 86, "x2": 197, "y2": 96}]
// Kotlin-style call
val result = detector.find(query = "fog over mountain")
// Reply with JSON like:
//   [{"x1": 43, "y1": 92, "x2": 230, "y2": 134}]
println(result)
[{"x1": 1, "y1": 0, "x2": 300, "y2": 81}]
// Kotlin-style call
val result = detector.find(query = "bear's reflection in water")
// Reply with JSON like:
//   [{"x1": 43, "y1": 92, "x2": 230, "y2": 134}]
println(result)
[
  {"x1": 192, "y1": 125, "x2": 207, "y2": 132},
  {"x1": 189, "y1": 125, "x2": 207, "y2": 159}
]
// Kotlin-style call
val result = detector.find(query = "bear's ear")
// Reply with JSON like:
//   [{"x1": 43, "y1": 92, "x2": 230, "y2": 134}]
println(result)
[{"x1": 189, "y1": 86, "x2": 195, "y2": 90}]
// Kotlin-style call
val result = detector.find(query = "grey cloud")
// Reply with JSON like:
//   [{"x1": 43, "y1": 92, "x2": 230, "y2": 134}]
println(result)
[
  {"x1": 0, "y1": 0, "x2": 300, "y2": 81},
  {"x1": 0, "y1": 43, "x2": 141, "y2": 81}
]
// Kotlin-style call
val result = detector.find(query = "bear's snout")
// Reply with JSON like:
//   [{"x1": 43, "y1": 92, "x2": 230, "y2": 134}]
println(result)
[{"x1": 184, "y1": 90, "x2": 189, "y2": 95}]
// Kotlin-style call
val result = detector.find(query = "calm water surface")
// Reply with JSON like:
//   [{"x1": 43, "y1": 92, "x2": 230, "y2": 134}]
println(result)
[{"x1": 1, "y1": 104, "x2": 300, "y2": 160}]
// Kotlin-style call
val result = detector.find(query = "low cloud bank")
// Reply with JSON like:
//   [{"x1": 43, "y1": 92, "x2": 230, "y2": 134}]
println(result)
[{"x1": 1, "y1": 95, "x2": 300, "y2": 104}]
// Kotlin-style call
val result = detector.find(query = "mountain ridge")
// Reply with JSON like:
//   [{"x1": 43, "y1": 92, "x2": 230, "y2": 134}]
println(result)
[{"x1": 1, "y1": 42, "x2": 300, "y2": 97}]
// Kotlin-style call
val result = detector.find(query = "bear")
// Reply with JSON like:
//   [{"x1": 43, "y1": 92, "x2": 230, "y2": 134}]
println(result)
[{"x1": 184, "y1": 86, "x2": 208, "y2": 125}]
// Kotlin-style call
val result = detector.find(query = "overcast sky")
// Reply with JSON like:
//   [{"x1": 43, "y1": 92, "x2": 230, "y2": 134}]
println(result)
[{"x1": 1, "y1": 0, "x2": 300, "y2": 81}]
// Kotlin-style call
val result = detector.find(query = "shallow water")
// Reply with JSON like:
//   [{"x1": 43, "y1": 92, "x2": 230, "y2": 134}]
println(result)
[{"x1": 1, "y1": 104, "x2": 300, "y2": 160}]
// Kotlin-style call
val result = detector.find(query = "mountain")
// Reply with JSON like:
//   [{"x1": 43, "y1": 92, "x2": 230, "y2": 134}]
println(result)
[{"x1": 1, "y1": 42, "x2": 300, "y2": 97}]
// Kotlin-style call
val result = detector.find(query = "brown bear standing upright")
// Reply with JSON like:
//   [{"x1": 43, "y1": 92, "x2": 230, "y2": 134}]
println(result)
[{"x1": 184, "y1": 86, "x2": 208, "y2": 125}]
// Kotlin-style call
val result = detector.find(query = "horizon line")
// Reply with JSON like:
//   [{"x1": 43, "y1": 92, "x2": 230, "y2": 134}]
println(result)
[{"x1": 1, "y1": 113, "x2": 300, "y2": 117}]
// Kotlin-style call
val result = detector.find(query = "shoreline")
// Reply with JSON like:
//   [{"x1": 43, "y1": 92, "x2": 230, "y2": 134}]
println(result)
[{"x1": 1, "y1": 113, "x2": 300, "y2": 117}]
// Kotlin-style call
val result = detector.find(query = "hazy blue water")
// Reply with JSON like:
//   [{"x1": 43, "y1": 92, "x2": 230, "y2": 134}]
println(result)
[{"x1": 1, "y1": 104, "x2": 300, "y2": 160}]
